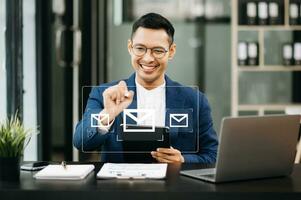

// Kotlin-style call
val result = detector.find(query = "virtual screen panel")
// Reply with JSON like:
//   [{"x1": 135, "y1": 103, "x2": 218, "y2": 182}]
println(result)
[{"x1": 81, "y1": 86, "x2": 200, "y2": 153}]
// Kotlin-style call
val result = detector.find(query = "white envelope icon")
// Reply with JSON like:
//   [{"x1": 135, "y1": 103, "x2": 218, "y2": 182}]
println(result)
[
  {"x1": 170, "y1": 113, "x2": 188, "y2": 128},
  {"x1": 123, "y1": 109, "x2": 155, "y2": 132},
  {"x1": 90, "y1": 113, "x2": 110, "y2": 128}
]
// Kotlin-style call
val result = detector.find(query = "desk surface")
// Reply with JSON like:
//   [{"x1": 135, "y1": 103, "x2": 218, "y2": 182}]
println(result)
[{"x1": 1, "y1": 163, "x2": 301, "y2": 200}]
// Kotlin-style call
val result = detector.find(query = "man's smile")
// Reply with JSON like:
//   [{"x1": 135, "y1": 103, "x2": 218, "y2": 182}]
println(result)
[{"x1": 139, "y1": 64, "x2": 159, "y2": 73}]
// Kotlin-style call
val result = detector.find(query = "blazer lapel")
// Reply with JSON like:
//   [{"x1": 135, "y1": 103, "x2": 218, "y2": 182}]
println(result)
[
  {"x1": 122, "y1": 73, "x2": 137, "y2": 125},
  {"x1": 165, "y1": 75, "x2": 186, "y2": 143}
]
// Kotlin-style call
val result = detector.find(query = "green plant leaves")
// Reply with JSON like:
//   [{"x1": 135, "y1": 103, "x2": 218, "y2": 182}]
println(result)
[{"x1": 0, "y1": 114, "x2": 33, "y2": 157}]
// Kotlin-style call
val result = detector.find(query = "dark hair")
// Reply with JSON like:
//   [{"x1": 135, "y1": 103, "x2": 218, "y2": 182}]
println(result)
[{"x1": 131, "y1": 13, "x2": 175, "y2": 44}]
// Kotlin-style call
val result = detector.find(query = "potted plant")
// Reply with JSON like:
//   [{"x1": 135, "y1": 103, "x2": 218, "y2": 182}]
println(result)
[{"x1": 0, "y1": 114, "x2": 34, "y2": 181}]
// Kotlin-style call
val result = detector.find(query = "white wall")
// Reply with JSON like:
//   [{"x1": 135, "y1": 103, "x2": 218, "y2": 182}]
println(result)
[{"x1": 23, "y1": 0, "x2": 38, "y2": 161}]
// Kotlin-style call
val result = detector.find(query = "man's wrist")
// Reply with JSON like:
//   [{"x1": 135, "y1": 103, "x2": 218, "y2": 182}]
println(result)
[
  {"x1": 97, "y1": 110, "x2": 116, "y2": 134},
  {"x1": 100, "y1": 109, "x2": 116, "y2": 125}
]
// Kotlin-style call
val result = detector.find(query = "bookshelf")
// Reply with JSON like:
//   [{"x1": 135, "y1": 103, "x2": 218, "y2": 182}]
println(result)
[
  {"x1": 231, "y1": 0, "x2": 301, "y2": 116},
  {"x1": 231, "y1": 0, "x2": 301, "y2": 163}
]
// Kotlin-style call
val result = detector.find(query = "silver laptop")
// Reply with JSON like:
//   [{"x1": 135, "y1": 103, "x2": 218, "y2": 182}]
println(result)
[{"x1": 180, "y1": 115, "x2": 300, "y2": 183}]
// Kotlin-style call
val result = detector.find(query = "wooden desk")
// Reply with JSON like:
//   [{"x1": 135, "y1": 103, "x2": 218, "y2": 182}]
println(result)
[{"x1": 1, "y1": 163, "x2": 301, "y2": 200}]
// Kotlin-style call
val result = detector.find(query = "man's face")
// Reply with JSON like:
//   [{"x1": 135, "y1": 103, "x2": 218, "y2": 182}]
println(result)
[{"x1": 128, "y1": 27, "x2": 176, "y2": 86}]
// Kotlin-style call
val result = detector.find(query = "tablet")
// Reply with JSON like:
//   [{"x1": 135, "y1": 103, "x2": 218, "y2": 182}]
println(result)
[
  {"x1": 21, "y1": 161, "x2": 49, "y2": 171},
  {"x1": 119, "y1": 124, "x2": 170, "y2": 163},
  {"x1": 119, "y1": 124, "x2": 169, "y2": 141}
]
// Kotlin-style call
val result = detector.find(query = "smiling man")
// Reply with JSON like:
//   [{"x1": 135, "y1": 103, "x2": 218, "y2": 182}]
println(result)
[{"x1": 73, "y1": 13, "x2": 218, "y2": 163}]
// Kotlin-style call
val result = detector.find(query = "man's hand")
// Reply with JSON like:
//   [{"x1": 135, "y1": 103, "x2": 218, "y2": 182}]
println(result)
[
  {"x1": 101, "y1": 81, "x2": 134, "y2": 124},
  {"x1": 151, "y1": 147, "x2": 184, "y2": 163}
]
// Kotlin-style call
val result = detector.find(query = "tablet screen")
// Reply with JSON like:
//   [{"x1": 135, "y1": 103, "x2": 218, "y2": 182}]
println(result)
[{"x1": 120, "y1": 124, "x2": 170, "y2": 162}]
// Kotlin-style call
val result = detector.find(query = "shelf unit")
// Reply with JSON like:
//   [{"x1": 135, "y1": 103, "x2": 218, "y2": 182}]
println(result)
[
  {"x1": 231, "y1": 0, "x2": 301, "y2": 116},
  {"x1": 238, "y1": 66, "x2": 301, "y2": 71}
]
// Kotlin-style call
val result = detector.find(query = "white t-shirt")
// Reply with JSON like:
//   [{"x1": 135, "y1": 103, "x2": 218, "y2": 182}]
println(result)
[{"x1": 135, "y1": 78, "x2": 166, "y2": 127}]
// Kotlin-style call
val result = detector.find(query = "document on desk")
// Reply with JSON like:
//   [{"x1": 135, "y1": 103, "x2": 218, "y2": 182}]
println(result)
[
  {"x1": 34, "y1": 164, "x2": 95, "y2": 180},
  {"x1": 97, "y1": 163, "x2": 168, "y2": 179}
]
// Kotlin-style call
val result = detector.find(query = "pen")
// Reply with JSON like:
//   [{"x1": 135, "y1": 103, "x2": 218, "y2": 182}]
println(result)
[{"x1": 61, "y1": 161, "x2": 67, "y2": 170}]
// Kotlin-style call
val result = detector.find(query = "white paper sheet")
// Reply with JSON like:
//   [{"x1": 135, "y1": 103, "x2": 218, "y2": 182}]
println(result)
[{"x1": 97, "y1": 163, "x2": 168, "y2": 179}]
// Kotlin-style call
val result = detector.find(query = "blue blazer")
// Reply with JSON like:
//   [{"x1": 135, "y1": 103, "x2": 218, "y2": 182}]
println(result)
[{"x1": 73, "y1": 73, "x2": 218, "y2": 163}]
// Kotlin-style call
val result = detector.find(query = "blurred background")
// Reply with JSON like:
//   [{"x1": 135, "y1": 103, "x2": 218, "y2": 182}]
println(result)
[{"x1": 0, "y1": 0, "x2": 300, "y2": 162}]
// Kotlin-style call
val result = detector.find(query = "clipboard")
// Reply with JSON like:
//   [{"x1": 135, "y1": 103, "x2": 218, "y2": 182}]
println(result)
[{"x1": 97, "y1": 163, "x2": 168, "y2": 179}]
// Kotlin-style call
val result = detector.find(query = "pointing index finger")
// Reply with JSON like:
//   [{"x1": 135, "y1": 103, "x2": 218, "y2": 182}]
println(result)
[{"x1": 118, "y1": 81, "x2": 129, "y2": 97}]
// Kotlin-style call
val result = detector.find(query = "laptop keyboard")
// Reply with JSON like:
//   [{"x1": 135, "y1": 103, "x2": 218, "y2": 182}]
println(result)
[
  {"x1": 199, "y1": 173, "x2": 216, "y2": 178},
  {"x1": 184, "y1": 168, "x2": 216, "y2": 176},
  {"x1": 197, "y1": 168, "x2": 216, "y2": 175}
]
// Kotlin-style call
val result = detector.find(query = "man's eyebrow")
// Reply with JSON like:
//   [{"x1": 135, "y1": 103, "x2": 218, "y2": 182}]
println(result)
[
  {"x1": 133, "y1": 43, "x2": 167, "y2": 49},
  {"x1": 132, "y1": 43, "x2": 145, "y2": 46}
]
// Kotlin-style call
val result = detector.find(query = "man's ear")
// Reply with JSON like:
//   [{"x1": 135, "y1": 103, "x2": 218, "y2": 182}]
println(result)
[
  {"x1": 168, "y1": 43, "x2": 176, "y2": 60},
  {"x1": 127, "y1": 39, "x2": 132, "y2": 54}
]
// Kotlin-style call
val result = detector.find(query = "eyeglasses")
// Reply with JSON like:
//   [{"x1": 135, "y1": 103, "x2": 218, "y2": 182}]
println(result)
[{"x1": 131, "y1": 44, "x2": 169, "y2": 59}]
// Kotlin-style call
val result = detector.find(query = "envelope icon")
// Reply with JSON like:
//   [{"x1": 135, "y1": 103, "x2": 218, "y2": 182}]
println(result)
[
  {"x1": 90, "y1": 113, "x2": 110, "y2": 128},
  {"x1": 123, "y1": 109, "x2": 155, "y2": 132},
  {"x1": 170, "y1": 113, "x2": 188, "y2": 128}
]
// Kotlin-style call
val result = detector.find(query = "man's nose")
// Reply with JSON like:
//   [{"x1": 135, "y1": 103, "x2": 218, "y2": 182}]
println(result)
[{"x1": 142, "y1": 49, "x2": 155, "y2": 62}]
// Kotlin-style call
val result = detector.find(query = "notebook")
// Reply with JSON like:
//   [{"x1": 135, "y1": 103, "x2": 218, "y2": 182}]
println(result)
[
  {"x1": 34, "y1": 164, "x2": 95, "y2": 180},
  {"x1": 97, "y1": 163, "x2": 168, "y2": 179}
]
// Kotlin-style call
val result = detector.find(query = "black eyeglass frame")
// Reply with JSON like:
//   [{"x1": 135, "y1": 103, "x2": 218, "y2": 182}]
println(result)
[{"x1": 130, "y1": 43, "x2": 171, "y2": 59}]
